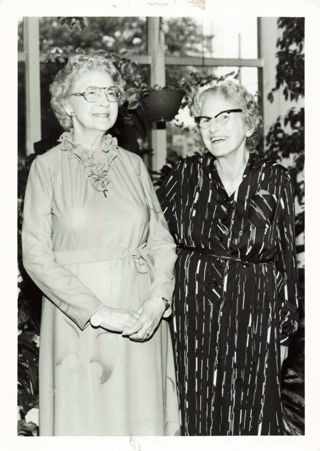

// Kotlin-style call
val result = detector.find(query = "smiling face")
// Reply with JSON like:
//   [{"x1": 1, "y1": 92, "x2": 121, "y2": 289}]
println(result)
[
  {"x1": 65, "y1": 69, "x2": 119, "y2": 135},
  {"x1": 199, "y1": 92, "x2": 252, "y2": 159}
]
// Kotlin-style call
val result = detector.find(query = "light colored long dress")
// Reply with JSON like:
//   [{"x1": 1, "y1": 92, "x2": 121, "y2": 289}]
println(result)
[{"x1": 22, "y1": 133, "x2": 180, "y2": 436}]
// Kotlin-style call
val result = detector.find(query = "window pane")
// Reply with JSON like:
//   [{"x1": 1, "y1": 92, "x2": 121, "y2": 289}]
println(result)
[
  {"x1": 212, "y1": 66, "x2": 259, "y2": 95},
  {"x1": 164, "y1": 17, "x2": 258, "y2": 59},
  {"x1": 164, "y1": 17, "x2": 209, "y2": 57},
  {"x1": 203, "y1": 17, "x2": 258, "y2": 59},
  {"x1": 166, "y1": 65, "x2": 258, "y2": 97},
  {"x1": 39, "y1": 17, "x2": 147, "y2": 56}
]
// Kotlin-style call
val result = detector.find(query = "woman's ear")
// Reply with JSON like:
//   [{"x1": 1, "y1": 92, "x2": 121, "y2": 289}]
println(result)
[
  {"x1": 63, "y1": 100, "x2": 75, "y2": 117},
  {"x1": 245, "y1": 127, "x2": 254, "y2": 138}
]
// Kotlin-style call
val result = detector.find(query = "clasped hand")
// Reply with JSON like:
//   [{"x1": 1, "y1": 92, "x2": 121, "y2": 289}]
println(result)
[
  {"x1": 90, "y1": 297, "x2": 166, "y2": 341},
  {"x1": 122, "y1": 296, "x2": 166, "y2": 341}
]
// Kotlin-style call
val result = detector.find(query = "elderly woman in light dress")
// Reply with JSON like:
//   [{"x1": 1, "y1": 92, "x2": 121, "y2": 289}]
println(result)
[{"x1": 22, "y1": 53, "x2": 180, "y2": 436}]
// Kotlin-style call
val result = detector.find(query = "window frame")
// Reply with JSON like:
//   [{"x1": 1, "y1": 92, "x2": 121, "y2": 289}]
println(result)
[{"x1": 20, "y1": 16, "x2": 263, "y2": 165}]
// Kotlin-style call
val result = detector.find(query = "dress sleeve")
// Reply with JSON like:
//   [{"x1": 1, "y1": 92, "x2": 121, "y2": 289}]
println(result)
[
  {"x1": 275, "y1": 171, "x2": 299, "y2": 345},
  {"x1": 139, "y1": 160, "x2": 177, "y2": 318},
  {"x1": 22, "y1": 156, "x2": 102, "y2": 330},
  {"x1": 156, "y1": 164, "x2": 180, "y2": 239}
]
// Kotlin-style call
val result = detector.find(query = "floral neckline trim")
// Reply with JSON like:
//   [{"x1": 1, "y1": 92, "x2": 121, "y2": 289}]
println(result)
[{"x1": 58, "y1": 131, "x2": 119, "y2": 197}]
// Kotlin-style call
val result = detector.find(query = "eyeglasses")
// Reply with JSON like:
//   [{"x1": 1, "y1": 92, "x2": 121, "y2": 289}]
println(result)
[
  {"x1": 194, "y1": 109, "x2": 243, "y2": 129},
  {"x1": 70, "y1": 85, "x2": 122, "y2": 103}
]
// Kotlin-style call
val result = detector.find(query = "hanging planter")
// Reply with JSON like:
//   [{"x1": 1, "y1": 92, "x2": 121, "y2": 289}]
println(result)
[{"x1": 141, "y1": 87, "x2": 185, "y2": 122}]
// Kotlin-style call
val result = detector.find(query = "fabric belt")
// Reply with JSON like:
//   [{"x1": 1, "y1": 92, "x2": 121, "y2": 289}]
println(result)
[
  {"x1": 54, "y1": 243, "x2": 152, "y2": 274},
  {"x1": 177, "y1": 244, "x2": 275, "y2": 266}
]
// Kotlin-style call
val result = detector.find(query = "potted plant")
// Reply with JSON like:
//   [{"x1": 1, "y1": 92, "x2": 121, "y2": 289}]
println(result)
[
  {"x1": 141, "y1": 85, "x2": 185, "y2": 122},
  {"x1": 140, "y1": 68, "x2": 239, "y2": 124}
]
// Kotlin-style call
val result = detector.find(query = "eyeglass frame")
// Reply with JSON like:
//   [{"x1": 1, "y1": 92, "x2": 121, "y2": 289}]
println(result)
[
  {"x1": 70, "y1": 85, "x2": 122, "y2": 103},
  {"x1": 194, "y1": 108, "x2": 243, "y2": 129}
]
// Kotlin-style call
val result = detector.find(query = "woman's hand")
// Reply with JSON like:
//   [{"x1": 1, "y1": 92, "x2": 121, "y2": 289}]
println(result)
[
  {"x1": 90, "y1": 305, "x2": 140, "y2": 333},
  {"x1": 122, "y1": 296, "x2": 166, "y2": 341}
]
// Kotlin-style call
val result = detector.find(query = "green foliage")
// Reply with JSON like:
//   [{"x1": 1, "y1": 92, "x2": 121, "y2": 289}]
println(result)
[
  {"x1": 164, "y1": 17, "x2": 213, "y2": 57},
  {"x1": 265, "y1": 13, "x2": 304, "y2": 346},
  {"x1": 267, "y1": 18, "x2": 304, "y2": 103},
  {"x1": 265, "y1": 108, "x2": 304, "y2": 165},
  {"x1": 18, "y1": 330, "x2": 39, "y2": 414},
  {"x1": 266, "y1": 18, "x2": 305, "y2": 435},
  {"x1": 40, "y1": 17, "x2": 147, "y2": 55},
  {"x1": 17, "y1": 419, "x2": 39, "y2": 436},
  {"x1": 265, "y1": 17, "x2": 304, "y2": 209},
  {"x1": 18, "y1": 155, "x2": 41, "y2": 435}
]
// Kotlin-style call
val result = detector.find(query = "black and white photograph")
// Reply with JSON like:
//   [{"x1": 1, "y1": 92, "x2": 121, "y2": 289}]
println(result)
[{"x1": 1, "y1": 0, "x2": 319, "y2": 450}]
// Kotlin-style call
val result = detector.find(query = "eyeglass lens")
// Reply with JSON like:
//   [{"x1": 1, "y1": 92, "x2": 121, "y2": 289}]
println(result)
[
  {"x1": 85, "y1": 86, "x2": 120, "y2": 102},
  {"x1": 196, "y1": 109, "x2": 242, "y2": 129}
]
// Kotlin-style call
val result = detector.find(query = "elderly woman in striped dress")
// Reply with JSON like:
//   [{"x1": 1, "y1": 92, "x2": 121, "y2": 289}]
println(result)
[{"x1": 158, "y1": 80, "x2": 298, "y2": 435}]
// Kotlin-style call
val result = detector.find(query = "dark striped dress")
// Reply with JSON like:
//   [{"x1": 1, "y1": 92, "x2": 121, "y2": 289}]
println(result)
[{"x1": 157, "y1": 151, "x2": 298, "y2": 435}]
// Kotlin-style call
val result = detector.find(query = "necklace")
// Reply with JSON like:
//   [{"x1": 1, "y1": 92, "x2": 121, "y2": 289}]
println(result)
[{"x1": 58, "y1": 131, "x2": 118, "y2": 198}]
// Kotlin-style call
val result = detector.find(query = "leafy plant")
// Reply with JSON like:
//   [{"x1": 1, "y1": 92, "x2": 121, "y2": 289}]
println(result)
[
  {"x1": 265, "y1": 17, "x2": 305, "y2": 435},
  {"x1": 265, "y1": 18, "x2": 305, "y2": 267},
  {"x1": 265, "y1": 18, "x2": 304, "y2": 214},
  {"x1": 18, "y1": 155, "x2": 41, "y2": 436},
  {"x1": 267, "y1": 17, "x2": 304, "y2": 103}
]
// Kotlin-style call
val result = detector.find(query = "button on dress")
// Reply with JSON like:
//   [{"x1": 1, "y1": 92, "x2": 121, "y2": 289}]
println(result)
[
  {"x1": 158, "y1": 151, "x2": 298, "y2": 435},
  {"x1": 22, "y1": 134, "x2": 180, "y2": 436}
]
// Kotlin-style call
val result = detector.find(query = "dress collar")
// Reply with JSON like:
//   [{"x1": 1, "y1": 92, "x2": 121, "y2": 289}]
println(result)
[
  {"x1": 58, "y1": 130, "x2": 119, "y2": 160},
  {"x1": 202, "y1": 150, "x2": 263, "y2": 193},
  {"x1": 203, "y1": 150, "x2": 262, "y2": 175},
  {"x1": 58, "y1": 131, "x2": 119, "y2": 197}
]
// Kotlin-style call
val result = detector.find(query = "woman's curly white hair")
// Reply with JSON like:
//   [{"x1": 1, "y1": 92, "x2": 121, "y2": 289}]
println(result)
[
  {"x1": 195, "y1": 80, "x2": 262, "y2": 150},
  {"x1": 50, "y1": 53, "x2": 124, "y2": 130}
]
